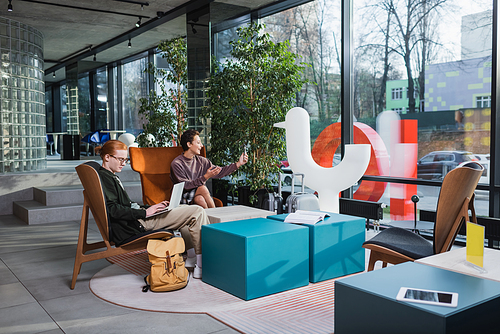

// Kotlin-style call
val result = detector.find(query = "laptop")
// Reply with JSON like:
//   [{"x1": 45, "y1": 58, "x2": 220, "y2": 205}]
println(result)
[{"x1": 148, "y1": 182, "x2": 185, "y2": 217}]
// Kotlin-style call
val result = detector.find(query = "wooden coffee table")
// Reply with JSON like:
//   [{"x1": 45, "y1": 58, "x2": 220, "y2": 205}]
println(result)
[{"x1": 416, "y1": 247, "x2": 500, "y2": 282}]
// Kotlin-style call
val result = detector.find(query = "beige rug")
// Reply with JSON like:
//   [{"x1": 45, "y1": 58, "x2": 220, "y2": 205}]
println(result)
[{"x1": 90, "y1": 250, "x2": 335, "y2": 333}]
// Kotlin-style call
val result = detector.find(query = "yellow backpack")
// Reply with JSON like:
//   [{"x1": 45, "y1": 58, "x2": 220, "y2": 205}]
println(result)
[{"x1": 142, "y1": 237, "x2": 189, "y2": 292}]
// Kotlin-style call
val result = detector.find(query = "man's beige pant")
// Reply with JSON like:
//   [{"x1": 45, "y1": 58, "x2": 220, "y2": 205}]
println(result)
[{"x1": 139, "y1": 205, "x2": 209, "y2": 254}]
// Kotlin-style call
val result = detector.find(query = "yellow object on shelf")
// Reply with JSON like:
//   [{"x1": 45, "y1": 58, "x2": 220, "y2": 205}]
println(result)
[{"x1": 466, "y1": 221, "x2": 485, "y2": 268}]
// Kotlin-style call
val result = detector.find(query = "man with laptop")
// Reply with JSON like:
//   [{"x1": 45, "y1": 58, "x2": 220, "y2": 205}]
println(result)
[{"x1": 97, "y1": 140, "x2": 208, "y2": 278}]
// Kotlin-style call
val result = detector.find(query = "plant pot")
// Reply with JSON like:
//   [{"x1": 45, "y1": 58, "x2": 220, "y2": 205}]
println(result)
[
  {"x1": 237, "y1": 186, "x2": 277, "y2": 208},
  {"x1": 212, "y1": 179, "x2": 229, "y2": 206}
]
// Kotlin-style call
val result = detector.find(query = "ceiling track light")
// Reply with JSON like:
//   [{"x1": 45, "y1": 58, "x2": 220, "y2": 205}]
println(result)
[
  {"x1": 128, "y1": 39, "x2": 132, "y2": 48},
  {"x1": 8, "y1": 0, "x2": 13, "y2": 11},
  {"x1": 93, "y1": 54, "x2": 96, "y2": 61},
  {"x1": 52, "y1": 72, "x2": 56, "y2": 78},
  {"x1": 135, "y1": 17, "x2": 142, "y2": 27},
  {"x1": 18, "y1": 0, "x2": 150, "y2": 20}
]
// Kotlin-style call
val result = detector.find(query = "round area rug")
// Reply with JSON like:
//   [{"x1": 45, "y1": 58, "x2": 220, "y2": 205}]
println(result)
[
  {"x1": 90, "y1": 265, "x2": 249, "y2": 313},
  {"x1": 90, "y1": 251, "x2": 336, "y2": 333}
]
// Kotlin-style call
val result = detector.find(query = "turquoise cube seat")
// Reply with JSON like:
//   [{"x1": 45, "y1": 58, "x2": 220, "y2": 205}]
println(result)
[
  {"x1": 202, "y1": 218, "x2": 309, "y2": 300},
  {"x1": 267, "y1": 212, "x2": 365, "y2": 283}
]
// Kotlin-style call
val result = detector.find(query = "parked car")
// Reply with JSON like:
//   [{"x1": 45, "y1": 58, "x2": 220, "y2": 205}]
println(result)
[
  {"x1": 417, "y1": 151, "x2": 478, "y2": 180},
  {"x1": 474, "y1": 154, "x2": 490, "y2": 161}
]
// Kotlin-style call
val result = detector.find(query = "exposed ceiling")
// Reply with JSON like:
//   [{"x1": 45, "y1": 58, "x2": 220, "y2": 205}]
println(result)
[{"x1": 0, "y1": 0, "x2": 276, "y2": 83}]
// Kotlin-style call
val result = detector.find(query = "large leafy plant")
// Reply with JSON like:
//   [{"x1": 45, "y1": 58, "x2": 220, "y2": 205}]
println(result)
[
  {"x1": 137, "y1": 37, "x2": 187, "y2": 147},
  {"x1": 202, "y1": 22, "x2": 307, "y2": 192}
]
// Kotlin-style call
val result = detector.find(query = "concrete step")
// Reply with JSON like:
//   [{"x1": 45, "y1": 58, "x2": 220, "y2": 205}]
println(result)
[
  {"x1": 13, "y1": 201, "x2": 86, "y2": 225},
  {"x1": 33, "y1": 182, "x2": 143, "y2": 206},
  {"x1": 13, "y1": 181, "x2": 144, "y2": 225}
]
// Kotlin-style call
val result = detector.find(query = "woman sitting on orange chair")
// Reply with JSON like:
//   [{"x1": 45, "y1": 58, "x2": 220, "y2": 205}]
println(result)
[{"x1": 170, "y1": 129, "x2": 248, "y2": 208}]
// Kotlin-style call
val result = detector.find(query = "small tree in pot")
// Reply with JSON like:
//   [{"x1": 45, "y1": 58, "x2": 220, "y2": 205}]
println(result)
[
  {"x1": 201, "y1": 22, "x2": 308, "y2": 204},
  {"x1": 137, "y1": 37, "x2": 187, "y2": 147}
]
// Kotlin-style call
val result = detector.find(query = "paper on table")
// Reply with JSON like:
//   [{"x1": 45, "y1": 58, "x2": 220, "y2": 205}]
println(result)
[
  {"x1": 284, "y1": 210, "x2": 330, "y2": 225},
  {"x1": 466, "y1": 221, "x2": 485, "y2": 268}
]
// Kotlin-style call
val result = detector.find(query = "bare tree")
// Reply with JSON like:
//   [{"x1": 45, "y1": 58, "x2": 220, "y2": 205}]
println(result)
[
  {"x1": 357, "y1": 0, "x2": 447, "y2": 114},
  {"x1": 383, "y1": 0, "x2": 447, "y2": 113},
  {"x1": 414, "y1": 4, "x2": 441, "y2": 112},
  {"x1": 264, "y1": 0, "x2": 341, "y2": 121},
  {"x1": 355, "y1": 4, "x2": 397, "y2": 116}
]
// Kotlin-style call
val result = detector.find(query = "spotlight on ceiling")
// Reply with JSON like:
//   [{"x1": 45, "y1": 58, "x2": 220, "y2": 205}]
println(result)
[
  {"x1": 8, "y1": 0, "x2": 13, "y2": 11},
  {"x1": 93, "y1": 54, "x2": 96, "y2": 61},
  {"x1": 191, "y1": 24, "x2": 197, "y2": 34},
  {"x1": 136, "y1": 17, "x2": 142, "y2": 27},
  {"x1": 128, "y1": 39, "x2": 132, "y2": 48},
  {"x1": 53, "y1": 72, "x2": 56, "y2": 78}
]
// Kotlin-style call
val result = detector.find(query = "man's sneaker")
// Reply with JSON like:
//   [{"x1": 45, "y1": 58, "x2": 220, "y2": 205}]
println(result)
[
  {"x1": 193, "y1": 265, "x2": 202, "y2": 279},
  {"x1": 185, "y1": 256, "x2": 196, "y2": 268}
]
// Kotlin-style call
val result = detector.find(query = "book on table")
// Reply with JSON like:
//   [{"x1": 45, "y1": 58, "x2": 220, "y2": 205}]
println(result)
[{"x1": 284, "y1": 210, "x2": 330, "y2": 225}]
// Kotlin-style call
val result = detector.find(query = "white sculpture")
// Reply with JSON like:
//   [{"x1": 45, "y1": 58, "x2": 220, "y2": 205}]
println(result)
[
  {"x1": 118, "y1": 133, "x2": 138, "y2": 157},
  {"x1": 274, "y1": 107, "x2": 371, "y2": 213},
  {"x1": 117, "y1": 133, "x2": 136, "y2": 147}
]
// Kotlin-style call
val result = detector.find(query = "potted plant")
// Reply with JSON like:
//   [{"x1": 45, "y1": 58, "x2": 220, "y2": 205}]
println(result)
[
  {"x1": 201, "y1": 22, "x2": 308, "y2": 205},
  {"x1": 137, "y1": 37, "x2": 187, "y2": 147}
]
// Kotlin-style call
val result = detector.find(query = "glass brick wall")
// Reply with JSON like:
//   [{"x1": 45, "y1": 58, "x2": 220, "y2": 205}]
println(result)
[{"x1": 0, "y1": 17, "x2": 45, "y2": 173}]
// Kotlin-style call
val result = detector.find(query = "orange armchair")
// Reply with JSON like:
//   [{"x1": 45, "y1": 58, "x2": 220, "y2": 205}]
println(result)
[{"x1": 129, "y1": 146, "x2": 223, "y2": 207}]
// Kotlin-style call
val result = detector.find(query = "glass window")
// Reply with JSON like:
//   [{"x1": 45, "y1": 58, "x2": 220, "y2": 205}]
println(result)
[
  {"x1": 351, "y1": 0, "x2": 492, "y2": 219},
  {"x1": 95, "y1": 69, "x2": 108, "y2": 130},
  {"x1": 420, "y1": 154, "x2": 434, "y2": 163},
  {"x1": 45, "y1": 87, "x2": 53, "y2": 133},
  {"x1": 213, "y1": 0, "x2": 492, "y2": 220},
  {"x1": 60, "y1": 84, "x2": 67, "y2": 133},
  {"x1": 78, "y1": 75, "x2": 91, "y2": 137},
  {"x1": 122, "y1": 57, "x2": 148, "y2": 136},
  {"x1": 392, "y1": 88, "x2": 403, "y2": 100},
  {"x1": 476, "y1": 95, "x2": 491, "y2": 108},
  {"x1": 261, "y1": 0, "x2": 342, "y2": 140}
]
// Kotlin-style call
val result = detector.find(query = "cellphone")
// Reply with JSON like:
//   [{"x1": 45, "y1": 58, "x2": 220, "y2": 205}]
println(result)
[{"x1": 396, "y1": 287, "x2": 458, "y2": 307}]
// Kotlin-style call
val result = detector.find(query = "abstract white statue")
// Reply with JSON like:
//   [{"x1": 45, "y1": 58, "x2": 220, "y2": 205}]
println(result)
[
  {"x1": 117, "y1": 133, "x2": 136, "y2": 147},
  {"x1": 117, "y1": 133, "x2": 138, "y2": 156},
  {"x1": 274, "y1": 107, "x2": 371, "y2": 213}
]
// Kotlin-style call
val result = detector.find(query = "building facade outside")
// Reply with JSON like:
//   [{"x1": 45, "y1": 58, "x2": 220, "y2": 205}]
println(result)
[
  {"x1": 385, "y1": 79, "x2": 420, "y2": 113},
  {"x1": 424, "y1": 56, "x2": 491, "y2": 112}
]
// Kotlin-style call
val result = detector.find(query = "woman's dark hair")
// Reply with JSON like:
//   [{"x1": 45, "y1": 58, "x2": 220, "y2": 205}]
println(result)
[
  {"x1": 180, "y1": 129, "x2": 200, "y2": 151},
  {"x1": 95, "y1": 140, "x2": 127, "y2": 160}
]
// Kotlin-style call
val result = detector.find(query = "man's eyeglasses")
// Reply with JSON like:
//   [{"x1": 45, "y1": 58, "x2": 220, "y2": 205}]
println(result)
[{"x1": 110, "y1": 154, "x2": 129, "y2": 164}]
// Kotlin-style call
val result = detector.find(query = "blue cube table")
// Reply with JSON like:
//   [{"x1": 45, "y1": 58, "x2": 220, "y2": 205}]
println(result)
[
  {"x1": 267, "y1": 212, "x2": 365, "y2": 283},
  {"x1": 335, "y1": 262, "x2": 500, "y2": 334},
  {"x1": 202, "y1": 218, "x2": 309, "y2": 300}
]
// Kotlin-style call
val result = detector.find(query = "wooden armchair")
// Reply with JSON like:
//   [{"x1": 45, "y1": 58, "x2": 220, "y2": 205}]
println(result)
[
  {"x1": 129, "y1": 146, "x2": 223, "y2": 207},
  {"x1": 71, "y1": 161, "x2": 173, "y2": 289},
  {"x1": 363, "y1": 162, "x2": 483, "y2": 271}
]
